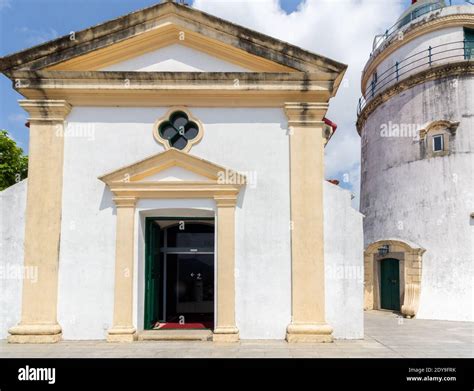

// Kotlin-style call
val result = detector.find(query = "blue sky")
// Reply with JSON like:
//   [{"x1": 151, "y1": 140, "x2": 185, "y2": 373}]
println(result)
[
  {"x1": 0, "y1": 0, "x2": 431, "y2": 150},
  {"x1": 0, "y1": 0, "x2": 468, "y2": 204}
]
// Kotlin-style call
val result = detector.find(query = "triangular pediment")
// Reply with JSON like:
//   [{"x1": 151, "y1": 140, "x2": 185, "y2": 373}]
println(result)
[
  {"x1": 99, "y1": 44, "x2": 251, "y2": 72},
  {"x1": 99, "y1": 149, "x2": 240, "y2": 185},
  {"x1": 141, "y1": 166, "x2": 211, "y2": 182},
  {"x1": 0, "y1": 1, "x2": 345, "y2": 76}
]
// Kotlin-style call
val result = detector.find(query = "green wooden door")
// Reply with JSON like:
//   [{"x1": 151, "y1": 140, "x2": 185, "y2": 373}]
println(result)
[
  {"x1": 144, "y1": 218, "x2": 161, "y2": 329},
  {"x1": 380, "y1": 258, "x2": 400, "y2": 311}
]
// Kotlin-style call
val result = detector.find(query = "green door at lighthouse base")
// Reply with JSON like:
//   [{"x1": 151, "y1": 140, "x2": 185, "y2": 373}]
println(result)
[{"x1": 380, "y1": 258, "x2": 400, "y2": 311}]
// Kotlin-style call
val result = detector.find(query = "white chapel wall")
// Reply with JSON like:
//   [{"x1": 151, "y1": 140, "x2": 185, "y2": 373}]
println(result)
[
  {"x1": 57, "y1": 106, "x2": 292, "y2": 340},
  {"x1": 0, "y1": 114, "x2": 366, "y2": 341}
]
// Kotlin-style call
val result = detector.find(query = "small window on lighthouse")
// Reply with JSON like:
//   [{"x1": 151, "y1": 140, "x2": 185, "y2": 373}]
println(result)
[{"x1": 432, "y1": 135, "x2": 444, "y2": 152}]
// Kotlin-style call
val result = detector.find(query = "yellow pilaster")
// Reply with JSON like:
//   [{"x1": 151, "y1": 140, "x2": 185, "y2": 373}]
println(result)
[
  {"x1": 8, "y1": 100, "x2": 71, "y2": 343},
  {"x1": 107, "y1": 197, "x2": 137, "y2": 342},
  {"x1": 213, "y1": 195, "x2": 239, "y2": 342},
  {"x1": 284, "y1": 102, "x2": 333, "y2": 343}
]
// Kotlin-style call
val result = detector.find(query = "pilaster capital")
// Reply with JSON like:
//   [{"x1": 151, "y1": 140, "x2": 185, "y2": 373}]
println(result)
[
  {"x1": 284, "y1": 102, "x2": 328, "y2": 128},
  {"x1": 19, "y1": 100, "x2": 72, "y2": 122},
  {"x1": 214, "y1": 195, "x2": 238, "y2": 208},
  {"x1": 113, "y1": 197, "x2": 137, "y2": 208}
]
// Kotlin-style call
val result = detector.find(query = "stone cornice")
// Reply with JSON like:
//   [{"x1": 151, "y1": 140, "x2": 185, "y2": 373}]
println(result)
[
  {"x1": 214, "y1": 195, "x2": 238, "y2": 208},
  {"x1": 9, "y1": 70, "x2": 337, "y2": 87},
  {"x1": 284, "y1": 102, "x2": 328, "y2": 127},
  {"x1": 0, "y1": 1, "x2": 346, "y2": 77},
  {"x1": 19, "y1": 99, "x2": 71, "y2": 122},
  {"x1": 11, "y1": 71, "x2": 334, "y2": 107},
  {"x1": 361, "y1": 13, "x2": 474, "y2": 92},
  {"x1": 112, "y1": 197, "x2": 137, "y2": 208},
  {"x1": 419, "y1": 120, "x2": 460, "y2": 140},
  {"x1": 107, "y1": 182, "x2": 242, "y2": 200},
  {"x1": 357, "y1": 61, "x2": 474, "y2": 134}
]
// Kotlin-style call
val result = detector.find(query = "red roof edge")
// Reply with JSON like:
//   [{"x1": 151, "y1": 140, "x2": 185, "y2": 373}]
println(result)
[{"x1": 323, "y1": 117, "x2": 337, "y2": 132}]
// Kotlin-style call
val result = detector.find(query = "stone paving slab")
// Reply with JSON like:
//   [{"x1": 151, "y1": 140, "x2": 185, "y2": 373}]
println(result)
[{"x1": 0, "y1": 312, "x2": 472, "y2": 358}]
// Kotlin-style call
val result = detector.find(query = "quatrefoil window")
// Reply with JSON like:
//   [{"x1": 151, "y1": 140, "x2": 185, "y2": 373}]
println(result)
[{"x1": 154, "y1": 108, "x2": 203, "y2": 152}]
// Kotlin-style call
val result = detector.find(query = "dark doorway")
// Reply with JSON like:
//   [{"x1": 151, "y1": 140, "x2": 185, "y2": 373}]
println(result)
[
  {"x1": 144, "y1": 218, "x2": 214, "y2": 330},
  {"x1": 380, "y1": 258, "x2": 400, "y2": 311}
]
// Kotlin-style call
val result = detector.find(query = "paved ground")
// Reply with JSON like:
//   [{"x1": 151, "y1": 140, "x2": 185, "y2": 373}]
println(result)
[{"x1": 0, "y1": 311, "x2": 472, "y2": 358}]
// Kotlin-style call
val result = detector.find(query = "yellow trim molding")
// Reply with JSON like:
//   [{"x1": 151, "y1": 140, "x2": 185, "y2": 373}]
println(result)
[
  {"x1": 8, "y1": 100, "x2": 71, "y2": 344},
  {"x1": 364, "y1": 239, "x2": 425, "y2": 318},
  {"x1": 99, "y1": 149, "x2": 245, "y2": 342},
  {"x1": 284, "y1": 102, "x2": 333, "y2": 343},
  {"x1": 107, "y1": 196, "x2": 138, "y2": 342},
  {"x1": 0, "y1": 1, "x2": 347, "y2": 82},
  {"x1": 153, "y1": 107, "x2": 204, "y2": 153},
  {"x1": 9, "y1": 70, "x2": 337, "y2": 108},
  {"x1": 46, "y1": 22, "x2": 294, "y2": 73},
  {"x1": 419, "y1": 120, "x2": 460, "y2": 140}
]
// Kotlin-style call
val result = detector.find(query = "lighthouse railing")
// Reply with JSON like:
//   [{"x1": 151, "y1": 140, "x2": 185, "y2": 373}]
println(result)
[
  {"x1": 357, "y1": 40, "x2": 473, "y2": 116},
  {"x1": 371, "y1": 2, "x2": 446, "y2": 53}
]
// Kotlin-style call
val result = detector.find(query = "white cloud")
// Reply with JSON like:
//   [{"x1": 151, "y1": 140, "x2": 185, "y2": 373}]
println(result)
[
  {"x1": 0, "y1": 0, "x2": 11, "y2": 11},
  {"x1": 193, "y1": 0, "x2": 404, "y2": 206}
]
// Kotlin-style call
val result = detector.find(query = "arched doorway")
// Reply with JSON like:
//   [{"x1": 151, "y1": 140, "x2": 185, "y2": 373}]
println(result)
[
  {"x1": 380, "y1": 258, "x2": 400, "y2": 311},
  {"x1": 364, "y1": 239, "x2": 426, "y2": 318},
  {"x1": 144, "y1": 218, "x2": 215, "y2": 330}
]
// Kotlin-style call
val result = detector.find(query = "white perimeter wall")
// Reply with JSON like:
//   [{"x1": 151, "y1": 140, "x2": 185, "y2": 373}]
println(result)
[
  {"x1": 324, "y1": 182, "x2": 364, "y2": 339},
  {"x1": 0, "y1": 180, "x2": 26, "y2": 339}
]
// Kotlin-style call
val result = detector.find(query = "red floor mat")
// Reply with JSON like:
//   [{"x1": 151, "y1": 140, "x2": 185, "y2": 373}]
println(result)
[{"x1": 155, "y1": 322, "x2": 213, "y2": 330}]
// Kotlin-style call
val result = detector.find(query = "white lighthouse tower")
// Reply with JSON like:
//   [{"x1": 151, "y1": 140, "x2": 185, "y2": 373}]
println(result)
[{"x1": 358, "y1": 0, "x2": 474, "y2": 321}]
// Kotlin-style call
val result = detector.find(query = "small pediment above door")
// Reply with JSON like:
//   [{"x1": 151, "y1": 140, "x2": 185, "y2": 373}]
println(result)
[
  {"x1": 99, "y1": 149, "x2": 246, "y2": 200},
  {"x1": 143, "y1": 166, "x2": 211, "y2": 182},
  {"x1": 99, "y1": 149, "x2": 245, "y2": 186}
]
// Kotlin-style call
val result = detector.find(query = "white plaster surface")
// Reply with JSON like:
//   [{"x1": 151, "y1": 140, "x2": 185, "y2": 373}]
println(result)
[
  {"x1": 56, "y1": 106, "x2": 292, "y2": 340},
  {"x1": 101, "y1": 44, "x2": 250, "y2": 72},
  {"x1": 324, "y1": 182, "x2": 364, "y2": 339},
  {"x1": 0, "y1": 180, "x2": 26, "y2": 339},
  {"x1": 0, "y1": 116, "x2": 365, "y2": 341},
  {"x1": 360, "y1": 75, "x2": 474, "y2": 321}
]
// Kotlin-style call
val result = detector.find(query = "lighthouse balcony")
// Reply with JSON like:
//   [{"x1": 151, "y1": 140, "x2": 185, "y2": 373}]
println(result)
[{"x1": 357, "y1": 37, "x2": 473, "y2": 116}]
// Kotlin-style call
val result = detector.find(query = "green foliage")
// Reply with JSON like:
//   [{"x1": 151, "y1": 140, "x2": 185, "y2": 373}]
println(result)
[{"x1": 0, "y1": 130, "x2": 28, "y2": 191}]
